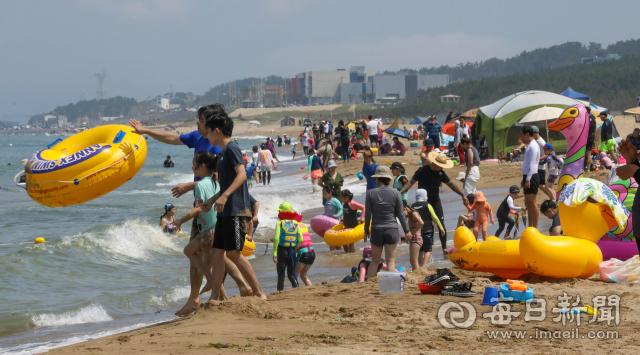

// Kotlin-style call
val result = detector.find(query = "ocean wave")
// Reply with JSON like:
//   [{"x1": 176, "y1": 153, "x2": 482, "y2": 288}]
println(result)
[
  {"x1": 155, "y1": 172, "x2": 193, "y2": 187},
  {"x1": 30, "y1": 304, "x2": 113, "y2": 328},
  {"x1": 61, "y1": 220, "x2": 182, "y2": 260},
  {"x1": 149, "y1": 286, "x2": 190, "y2": 306}
]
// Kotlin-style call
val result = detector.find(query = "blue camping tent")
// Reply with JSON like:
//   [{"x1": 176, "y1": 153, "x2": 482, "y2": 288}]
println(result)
[
  {"x1": 560, "y1": 87, "x2": 590, "y2": 101},
  {"x1": 410, "y1": 117, "x2": 424, "y2": 124}
]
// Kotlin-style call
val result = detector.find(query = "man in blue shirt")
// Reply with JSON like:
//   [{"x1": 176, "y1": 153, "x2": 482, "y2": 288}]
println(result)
[
  {"x1": 599, "y1": 112, "x2": 619, "y2": 164},
  {"x1": 424, "y1": 116, "x2": 443, "y2": 149},
  {"x1": 130, "y1": 104, "x2": 251, "y2": 317}
]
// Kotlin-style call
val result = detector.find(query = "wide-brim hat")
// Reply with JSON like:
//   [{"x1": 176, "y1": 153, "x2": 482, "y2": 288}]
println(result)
[
  {"x1": 371, "y1": 165, "x2": 394, "y2": 180},
  {"x1": 428, "y1": 152, "x2": 454, "y2": 169}
]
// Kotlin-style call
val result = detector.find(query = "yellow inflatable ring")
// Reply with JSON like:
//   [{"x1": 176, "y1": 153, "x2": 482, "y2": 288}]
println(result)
[
  {"x1": 241, "y1": 235, "x2": 256, "y2": 257},
  {"x1": 324, "y1": 223, "x2": 364, "y2": 247},
  {"x1": 25, "y1": 125, "x2": 147, "y2": 207}
]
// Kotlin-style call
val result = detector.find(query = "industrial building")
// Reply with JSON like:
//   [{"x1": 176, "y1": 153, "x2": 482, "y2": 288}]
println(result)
[
  {"x1": 28, "y1": 114, "x2": 68, "y2": 128},
  {"x1": 290, "y1": 67, "x2": 449, "y2": 104},
  {"x1": 373, "y1": 74, "x2": 450, "y2": 101}
]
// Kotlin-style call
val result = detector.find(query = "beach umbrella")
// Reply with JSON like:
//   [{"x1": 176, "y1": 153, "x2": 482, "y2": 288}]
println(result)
[
  {"x1": 249, "y1": 120, "x2": 262, "y2": 127},
  {"x1": 383, "y1": 127, "x2": 411, "y2": 139},
  {"x1": 519, "y1": 106, "x2": 564, "y2": 142},
  {"x1": 443, "y1": 121, "x2": 473, "y2": 136}
]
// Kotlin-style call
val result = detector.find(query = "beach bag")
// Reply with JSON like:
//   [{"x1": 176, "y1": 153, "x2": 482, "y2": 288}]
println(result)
[{"x1": 599, "y1": 256, "x2": 640, "y2": 283}]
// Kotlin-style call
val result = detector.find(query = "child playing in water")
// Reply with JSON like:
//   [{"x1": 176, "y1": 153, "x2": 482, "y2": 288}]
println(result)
[
  {"x1": 272, "y1": 202, "x2": 303, "y2": 291},
  {"x1": 160, "y1": 203, "x2": 177, "y2": 234},
  {"x1": 246, "y1": 162, "x2": 256, "y2": 188},
  {"x1": 340, "y1": 189, "x2": 364, "y2": 253},
  {"x1": 295, "y1": 216, "x2": 314, "y2": 287},
  {"x1": 495, "y1": 185, "x2": 526, "y2": 239},
  {"x1": 291, "y1": 142, "x2": 297, "y2": 161},
  {"x1": 173, "y1": 151, "x2": 223, "y2": 299},
  {"x1": 465, "y1": 191, "x2": 494, "y2": 241},
  {"x1": 323, "y1": 186, "x2": 343, "y2": 220},
  {"x1": 411, "y1": 189, "x2": 444, "y2": 267}
]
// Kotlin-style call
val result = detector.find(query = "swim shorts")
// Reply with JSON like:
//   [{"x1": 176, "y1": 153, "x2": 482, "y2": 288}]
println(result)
[
  {"x1": 198, "y1": 227, "x2": 214, "y2": 248},
  {"x1": 522, "y1": 174, "x2": 540, "y2": 195},
  {"x1": 420, "y1": 231, "x2": 433, "y2": 253},
  {"x1": 190, "y1": 218, "x2": 199, "y2": 241},
  {"x1": 370, "y1": 228, "x2": 399, "y2": 247},
  {"x1": 296, "y1": 248, "x2": 315, "y2": 266},
  {"x1": 311, "y1": 169, "x2": 322, "y2": 179},
  {"x1": 547, "y1": 174, "x2": 558, "y2": 184},
  {"x1": 600, "y1": 138, "x2": 615, "y2": 152},
  {"x1": 370, "y1": 134, "x2": 378, "y2": 144},
  {"x1": 213, "y1": 216, "x2": 250, "y2": 252},
  {"x1": 410, "y1": 231, "x2": 423, "y2": 246},
  {"x1": 537, "y1": 169, "x2": 546, "y2": 184}
]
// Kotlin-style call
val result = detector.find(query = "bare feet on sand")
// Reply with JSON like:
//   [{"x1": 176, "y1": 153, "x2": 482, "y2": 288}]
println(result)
[
  {"x1": 200, "y1": 283, "x2": 254, "y2": 297},
  {"x1": 175, "y1": 300, "x2": 198, "y2": 317}
]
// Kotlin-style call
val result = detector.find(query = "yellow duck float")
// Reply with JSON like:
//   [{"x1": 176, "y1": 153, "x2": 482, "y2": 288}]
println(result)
[{"x1": 449, "y1": 105, "x2": 629, "y2": 279}]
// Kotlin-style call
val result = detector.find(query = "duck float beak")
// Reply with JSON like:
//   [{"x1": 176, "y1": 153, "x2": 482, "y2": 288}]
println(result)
[{"x1": 548, "y1": 106, "x2": 579, "y2": 131}]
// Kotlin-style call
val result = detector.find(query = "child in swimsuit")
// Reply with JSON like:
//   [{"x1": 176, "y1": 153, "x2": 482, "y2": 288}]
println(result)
[
  {"x1": 339, "y1": 189, "x2": 364, "y2": 253},
  {"x1": 160, "y1": 203, "x2": 177, "y2": 234},
  {"x1": 353, "y1": 245, "x2": 387, "y2": 282},
  {"x1": 465, "y1": 191, "x2": 494, "y2": 241},
  {"x1": 495, "y1": 185, "x2": 525, "y2": 239},
  {"x1": 273, "y1": 202, "x2": 304, "y2": 291},
  {"x1": 295, "y1": 218, "x2": 315, "y2": 287}
]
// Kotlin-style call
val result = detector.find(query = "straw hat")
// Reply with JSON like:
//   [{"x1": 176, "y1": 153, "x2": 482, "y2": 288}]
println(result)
[
  {"x1": 371, "y1": 166, "x2": 394, "y2": 180},
  {"x1": 428, "y1": 152, "x2": 454, "y2": 169}
]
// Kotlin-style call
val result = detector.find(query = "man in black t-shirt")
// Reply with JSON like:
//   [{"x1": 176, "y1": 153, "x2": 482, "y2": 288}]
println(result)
[
  {"x1": 540, "y1": 200, "x2": 562, "y2": 236},
  {"x1": 585, "y1": 113, "x2": 597, "y2": 170},
  {"x1": 627, "y1": 128, "x2": 640, "y2": 151},
  {"x1": 201, "y1": 108, "x2": 267, "y2": 301},
  {"x1": 400, "y1": 152, "x2": 469, "y2": 255}
]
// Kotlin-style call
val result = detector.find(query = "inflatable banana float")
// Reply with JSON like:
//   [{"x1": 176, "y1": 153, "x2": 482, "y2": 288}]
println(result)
[
  {"x1": 448, "y1": 226, "x2": 530, "y2": 279},
  {"x1": 324, "y1": 223, "x2": 364, "y2": 247},
  {"x1": 25, "y1": 125, "x2": 147, "y2": 207}
]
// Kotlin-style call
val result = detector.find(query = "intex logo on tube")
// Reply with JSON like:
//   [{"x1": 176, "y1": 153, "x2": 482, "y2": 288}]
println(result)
[{"x1": 27, "y1": 144, "x2": 112, "y2": 174}]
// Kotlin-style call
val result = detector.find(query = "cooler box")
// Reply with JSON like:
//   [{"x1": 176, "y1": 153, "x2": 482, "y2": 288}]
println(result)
[
  {"x1": 378, "y1": 271, "x2": 406, "y2": 294},
  {"x1": 410, "y1": 141, "x2": 419, "y2": 148}
]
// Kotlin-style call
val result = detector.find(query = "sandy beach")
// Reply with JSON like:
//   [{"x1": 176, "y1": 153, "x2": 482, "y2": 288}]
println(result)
[{"x1": 48, "y1": 266, "x2": 638, "y2": 354}]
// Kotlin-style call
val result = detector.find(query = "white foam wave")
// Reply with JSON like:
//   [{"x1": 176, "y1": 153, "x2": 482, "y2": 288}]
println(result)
[
  {"x1": 234, "y1": 135, "x2": 267, "y2": 139},
  {"x1": 149, "y1": 286, "x2": 190, "y2": 306},
  {"x1": 31, "y1": 304, "x2": 113, "y2": 328},
  {"x1": 125, "y1": 190, "x2": 169, "y2": 195},
  {"x1": 62, "y1": 220, "x2": 182, "y2": 260},
  {"x1": 155, "y1": 172, "x2": 193, "y2": 186}
]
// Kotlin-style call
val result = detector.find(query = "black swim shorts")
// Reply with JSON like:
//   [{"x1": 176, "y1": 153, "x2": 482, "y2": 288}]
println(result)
[
  {"x1": 420, "y1": 231, "x2": 433, "y2": 253},
  {"x1": 213, "y1": 216, "x2": 250, "y2": 252},
  {"x1": 522, "y1": 174, "x2": 540, "y2": 195}
]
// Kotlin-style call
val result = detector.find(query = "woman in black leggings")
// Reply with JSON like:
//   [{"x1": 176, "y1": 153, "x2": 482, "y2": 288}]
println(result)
[
  {"x1": 262, "y1": 169, "x2": 271, "y2": 185},
  {"x1": 495, "y1": 185, "x2": 525, "y2": 239}
]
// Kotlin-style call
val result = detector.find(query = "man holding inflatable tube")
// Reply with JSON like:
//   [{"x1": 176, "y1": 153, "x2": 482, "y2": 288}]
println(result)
[{"x1": 130, "y1": 105, "x2": 252, "y2": 317}]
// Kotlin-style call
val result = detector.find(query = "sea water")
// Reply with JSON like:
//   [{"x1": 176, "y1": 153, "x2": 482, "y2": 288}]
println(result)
[{"x1": 3, "y1": 133, "x2": 545, "y2": 353}]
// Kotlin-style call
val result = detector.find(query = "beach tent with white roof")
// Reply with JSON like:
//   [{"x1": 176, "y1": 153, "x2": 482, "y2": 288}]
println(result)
[{"x1": 474, "y1": 90, "x2": 588, "y2": 157}]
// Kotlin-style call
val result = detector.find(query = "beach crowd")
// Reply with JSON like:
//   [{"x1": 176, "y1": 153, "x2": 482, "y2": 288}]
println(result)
[{"x1": 130, "y1": 104, "x2": 640, "y2": 316}]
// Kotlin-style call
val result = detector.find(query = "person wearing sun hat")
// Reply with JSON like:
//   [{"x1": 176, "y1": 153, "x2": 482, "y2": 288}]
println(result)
[
  {"x1": 364, "y1": 165, "x2": 411, "y2": 279},
  {"x1": 272, "y1": 202, "x2": 303, "y2": 291},
  {"x1": 400, "y1": 152, "x2": 468, "y2": 255}
]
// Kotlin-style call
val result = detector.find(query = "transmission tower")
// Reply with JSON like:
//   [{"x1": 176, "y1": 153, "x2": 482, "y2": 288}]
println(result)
[{"x1": 95, "y1": 70, "x2": 106, "y2": 100}]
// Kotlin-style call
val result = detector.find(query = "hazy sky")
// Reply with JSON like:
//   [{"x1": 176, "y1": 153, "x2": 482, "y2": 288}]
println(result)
[{"x1": 1, "y1": 0, "x2": 639, "y2": 122}]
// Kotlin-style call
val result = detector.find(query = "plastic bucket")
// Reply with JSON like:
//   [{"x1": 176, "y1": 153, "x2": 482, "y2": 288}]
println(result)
[
  {"x1": 356, "y1": 172, "x2": 364, "y2": 180},
  {"x1": 377, "y1": 271, "x2": 406, "y2": 294}
]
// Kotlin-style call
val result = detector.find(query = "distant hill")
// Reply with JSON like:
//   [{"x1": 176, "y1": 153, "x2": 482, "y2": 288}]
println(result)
[{"x1": 400, "y1": 39, "x2": 640, "y2": 82}]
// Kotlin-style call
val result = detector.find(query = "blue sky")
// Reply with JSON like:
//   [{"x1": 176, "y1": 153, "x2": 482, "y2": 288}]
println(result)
[{"x1": 1, "y1": 0, "x2": 639, "y2": 122}]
